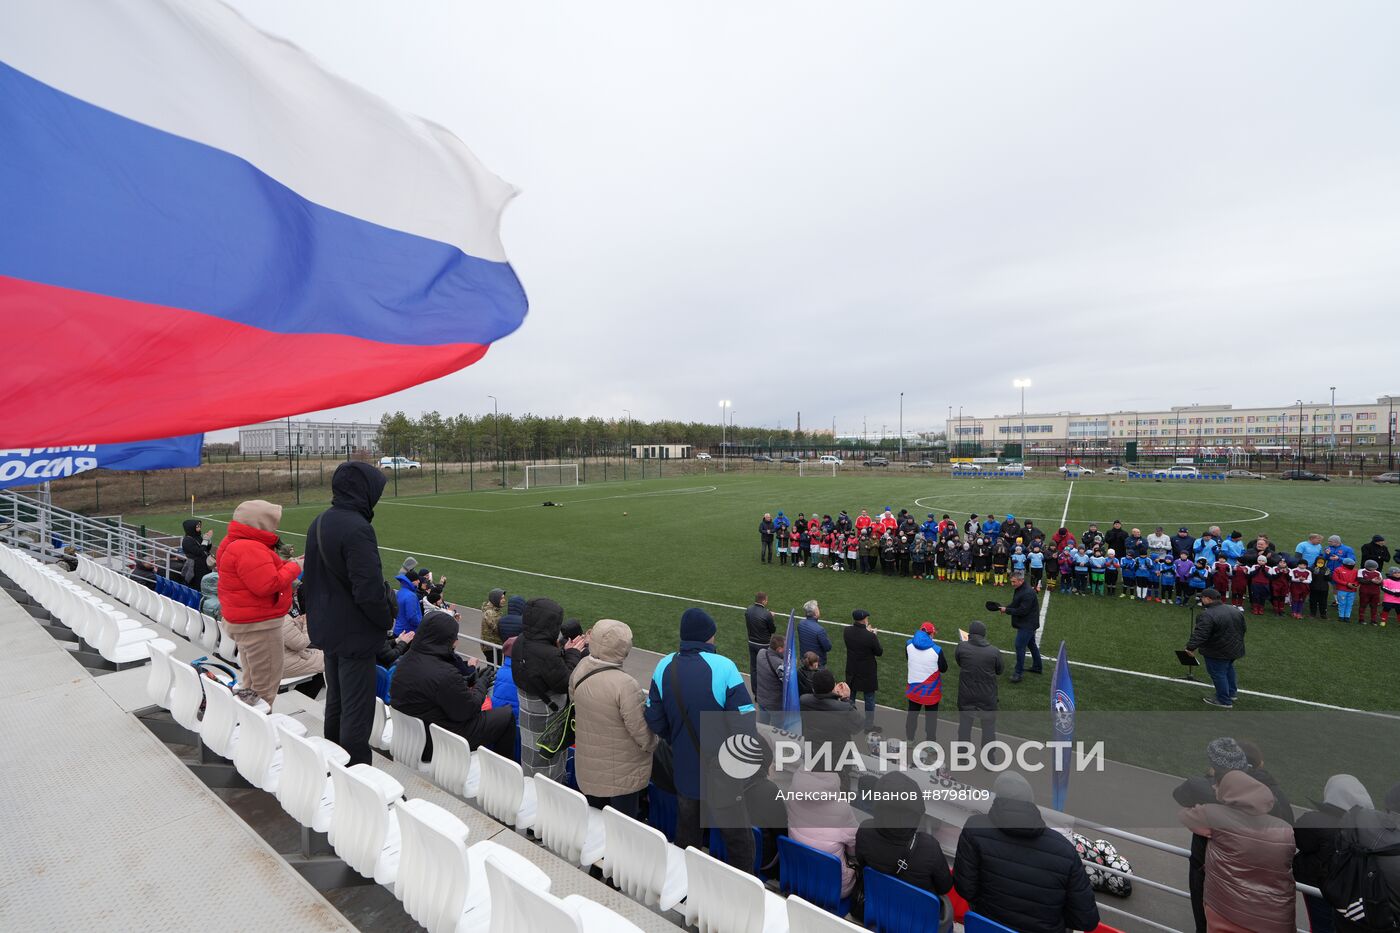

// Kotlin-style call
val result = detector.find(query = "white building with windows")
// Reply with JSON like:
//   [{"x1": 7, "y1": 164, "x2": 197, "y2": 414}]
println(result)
[
  {"x1": 238, "y1": 420, "x2": 381, "y2": 455},
  {"x1": 951, "y1": 396, "x2": 1399, "y2": 450}
]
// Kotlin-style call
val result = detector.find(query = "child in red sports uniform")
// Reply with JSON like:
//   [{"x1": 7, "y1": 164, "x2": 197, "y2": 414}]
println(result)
[
  {"x1": 1268, "y1": 560, "x2": 1289, "y2": 616},
  {"x1": 1229, "y1": 560, "x2": 1249, "y2": 607},
  {"x1": 1332, "y1": 559, "x2": 1359, "y2": 622},
  {"x1": 1246, "y1": 556, "x2": 1271, "y2": 615},
  {"x1": 1287, "y1": 561, "x2": 1312, "y2": 619},
  {"x1": 845, "y1": 533, "x2": 859, "y2": 572},
  {"x1": 1212, "y1": 557, "x2": 1232, "y2": 598},
  {"x1": 1357, "y1": 560, "x2": 1384, "y2": 624}
]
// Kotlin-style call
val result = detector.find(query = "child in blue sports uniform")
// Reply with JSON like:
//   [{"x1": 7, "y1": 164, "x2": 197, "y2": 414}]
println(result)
[
  {"x1": 1011, "y1": 545, "x2": 1028, "y2": 577},
  {"x1": 1135, "y1": 554, "x2": 1157, "y2": 600},
  {"x1": 1156, "y1": 554, "x2": 1175, "y2": 604},
  {"x1": 1073, "y1": 548, "x2": 1091, "y2": 595},
  {"x1": 1027, "y1": 544, "x2": 1044, "y2": 591},
  {"x1": 1104, "y1": 550, "x2": 1121, "y2": 597},
  {"x1": 1189, "y1": 558, "x2": 1211, "y2": 597},
  {"x1": 1088, "y1": 548, "x2": 1107, "y2": 595},
  {"x1": 1118, "y1": 554, "x2": 1136, "y2": 599}
]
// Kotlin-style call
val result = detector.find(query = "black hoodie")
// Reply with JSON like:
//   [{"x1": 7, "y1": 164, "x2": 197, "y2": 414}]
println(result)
[
  {"x1": 954, "y1": 783, "x2": 1100, "y2": 933},
  {"x1": 512, "y1": 597, "x2": 582, "y2": 701},
  {"x1": 181, "y1": 518, "x2": 211, "y2": 586},
  {"x1": 304, "y1": 461, "x2": 392, "y2": 656},
  {"x1": 390, "y1": 610, "x2": 489, "y2": 760},
  {"x1": 854, "y1": 772, "x2": 954, "y2": 899}
]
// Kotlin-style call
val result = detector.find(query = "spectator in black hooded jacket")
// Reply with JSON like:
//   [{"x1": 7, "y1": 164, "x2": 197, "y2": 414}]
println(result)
[
  {"x1": 954, "y1": 771, "x2": 1100, "y2": 933},
  {"x1": 390, "y1": 610, "x2": 515, "y2": 761},
  {"x1": 854, "y1": 771, "x2": 953, "y2": 913},
  {"x1": 513, "y1": 597, "x2": 583, "y2": 779},
  {"x1": 303, "y1": 461, "x2": 392, "y2": 767},
  {"x1": 181, "y1": 518, "x2": 213, "y2": 588}
]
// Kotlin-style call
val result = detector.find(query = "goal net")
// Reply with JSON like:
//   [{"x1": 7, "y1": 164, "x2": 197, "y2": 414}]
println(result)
[
  {"x1": 798, "y1": 461, "x2": 838, "y2": 477},
  {"x1": 523, "y1": 463, "x2": 580, "y2": 489}
]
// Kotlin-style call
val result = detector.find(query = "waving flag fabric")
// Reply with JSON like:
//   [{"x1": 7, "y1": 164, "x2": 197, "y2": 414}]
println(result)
[
  {"x1": 0, "y1": 0, "x2": 527, "y2": 447},
  {"x1": 780, "y1": 611, "x2": 802, "y2": 734},
  {"x1": 1050, "y1": 640, "x2": 1076, "y2": 811}
]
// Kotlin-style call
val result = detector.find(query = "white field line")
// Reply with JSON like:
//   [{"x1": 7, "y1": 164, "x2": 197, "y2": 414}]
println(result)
[
  {"x1": 189, "y1": 507, "x2": 1397, "y2": 719},
  {"x1": 1035, "y1": 481, "x2": 1074, "y2": 648},
  {"x1": 378, "y1": 484, "x2": 720, "y2": 514}
]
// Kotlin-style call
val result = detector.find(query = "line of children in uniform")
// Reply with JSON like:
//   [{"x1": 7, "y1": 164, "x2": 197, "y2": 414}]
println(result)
[{"x1": 766, "y1": 509, "x2": 1399, "y2": 626}]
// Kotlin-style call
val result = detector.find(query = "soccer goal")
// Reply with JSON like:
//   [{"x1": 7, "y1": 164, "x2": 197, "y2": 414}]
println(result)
[
  {"x1": 523, "y1": 463, "x2": 579, "y2": 489},
  {"x1": 798, "y1": 461, "x2": 838, "y2": 477}
]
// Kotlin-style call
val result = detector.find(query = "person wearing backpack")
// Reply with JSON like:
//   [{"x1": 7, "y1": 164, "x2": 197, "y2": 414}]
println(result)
[
  {"x1": 1320, "y1": 780, "x2": 1400, "y2": 932},
  {"x1": 569, "y1": 619, "x2": 656, "y2": 820},
  {"x1": 1297, "y1": 775, "x2": 1376, "y2": 933},
  {"x1": 1178, "y1": 769, "x2": 1297, "y2": 932}
]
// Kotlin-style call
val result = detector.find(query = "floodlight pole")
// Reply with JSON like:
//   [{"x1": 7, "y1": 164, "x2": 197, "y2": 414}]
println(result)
[
  {"x1": 623, "y1": 409, "x2": 631, "y2": 481},
  {"x1": 1013, "y1": 379, "x2": 1031, "y2": 461},
  {"x1": 1330, "y1": 386, "x2": 1337, "y2": 453},
  {"x1": 719, "y1": 400, "x2": 731, "y2": 472},
  {"x1": 1296, "y1": 400, "x2": 1303, "y2": 462},
  {"x1": 488, "y1": 395, "x2": 503, "y2": 488},
  {"x1": 899, "y1": 392, "x2": 904, "y2": 458}
]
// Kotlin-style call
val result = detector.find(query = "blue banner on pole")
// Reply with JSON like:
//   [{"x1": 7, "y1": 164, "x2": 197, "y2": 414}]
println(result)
[
  {"x1": 0, "y1": 435, "x2": 203, "y2": 490},
  {"x1": 780, "y1": 609, "x2": 802, "y2": 734},
  {"x1": 1051, "y1": 640, "x2": 1075, "y2": 812}
]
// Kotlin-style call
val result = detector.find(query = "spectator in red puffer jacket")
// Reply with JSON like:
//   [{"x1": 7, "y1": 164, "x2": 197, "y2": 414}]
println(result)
[{"x1": 217, "y1": 500, "x2": 302, "y2": 708}]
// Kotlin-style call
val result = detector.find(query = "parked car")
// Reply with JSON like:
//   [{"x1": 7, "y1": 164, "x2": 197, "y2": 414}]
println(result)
[
  {"x1": 952, "y1": 462, "x2": 983, "y2": 471},
  {"x1": 1102, "y1": 466, "x2": 1129, "y2": 476},
  {"x1": 1280, "y1": 469, "x2": 1329, "y2": 481},
  {"x1": 378, "y1": 456, "x2": 421, "y2": 470},
  {"x1": 818, "y1": 455, "x2": 844, "y2": 466},
  {"x1": 1371, "y1": 472, "x2": 1399, "y2": 484},
  {"x1": 780, "y1": 455, "x2": 802, "y2": 464},
  {"x1": 751, "y1": 454, "x2": 773, "y2": 463},
  {"x1": 1153, "y1": 466, "x2": 1201, "y2": 478},
  {"x1": 1225, "y1": 469, "x2": 1265, "y2": 480},
  {"x1": 1003, "y1": 462, "x2": 1031, "y2": 472},
  {"x1": 1058, "y1": 465, "x2": 1094, "y2": 474},
  {"x1": 695, "y1": 452, "x2": 712, "y2": 460},
  {"x1": 863, "y1": 457, "x2": 890, "y2": 467},
  {"x1": 909, "y1": 459, "x2": 936, "y2": 468}
]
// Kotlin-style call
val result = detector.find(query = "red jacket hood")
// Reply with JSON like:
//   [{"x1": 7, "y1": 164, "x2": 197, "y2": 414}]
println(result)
[{"x1": 224, "y1": 520, "x2": 279, "y2": 548}]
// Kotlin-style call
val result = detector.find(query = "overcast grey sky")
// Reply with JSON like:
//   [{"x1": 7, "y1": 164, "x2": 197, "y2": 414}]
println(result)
[{"x1": 218, "y1": 0, "x2": 1399, "y2": 438}]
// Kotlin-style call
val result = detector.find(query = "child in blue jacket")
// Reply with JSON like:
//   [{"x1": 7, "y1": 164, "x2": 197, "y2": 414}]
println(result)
[{"x1": 1118, "y1": 554, "x2": 1136, "y2": 599}]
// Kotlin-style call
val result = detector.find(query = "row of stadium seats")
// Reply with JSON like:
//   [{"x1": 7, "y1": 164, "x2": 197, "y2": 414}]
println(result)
[{"x1": 75, "y1": 553, "x2": 318, "y2": 695}]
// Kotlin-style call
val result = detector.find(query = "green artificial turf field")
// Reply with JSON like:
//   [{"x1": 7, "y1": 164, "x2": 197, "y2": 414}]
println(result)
[{"x1": 138, "y1": 471, "x2": 1400, "y2": 719}]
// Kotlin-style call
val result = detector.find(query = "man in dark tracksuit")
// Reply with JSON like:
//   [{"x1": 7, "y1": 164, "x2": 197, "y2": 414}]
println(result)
[
  {"x1": 744, "y1": 593, "x2": 776, "y2": 676},
  {"x1": 999, "y1": 572, "x2": 1041, "y2": 682},
  {"x1": 758, "y1": 514, "x2": 775, "y2": 563},
  {"x1": 303, "y1": 462, "x2": 393, "y2": 767},
  {"x1": 955, "y1": 620, "x2": 1003, "y2": 749},
  {"x1": 647, "y1": 608, "x2": 760, "y2": 873}
]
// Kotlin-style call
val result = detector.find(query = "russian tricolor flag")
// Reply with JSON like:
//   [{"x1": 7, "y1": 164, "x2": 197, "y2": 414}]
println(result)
[{"x1": 0, "y1": 0, "x2": 527, "y2": 447}]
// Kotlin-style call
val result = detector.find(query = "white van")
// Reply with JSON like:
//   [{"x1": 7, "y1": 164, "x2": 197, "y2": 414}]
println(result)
[{"x1": 818, "y1": 455, "x2": 844, "y2": 466}]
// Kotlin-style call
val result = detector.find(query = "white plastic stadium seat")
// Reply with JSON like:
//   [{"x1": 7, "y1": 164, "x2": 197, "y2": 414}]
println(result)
[
  {"x1": 484, "y1": 855, "x2": 645, "y2": 933},
  {"x1": 602, "y1": 805, "x2": 688, "y2": 911},
  {"x1": 786, "y1": 896, "x2": 864, "y2": 933},
  {"x1": 394, "y1": 799, "x2": 551, "y2": 933},
  {"x1": 372, "y1": 697, "x2": 393, "y2": 750},
  {"x1": 232, "y1": 701, "x2": 310, "y2": 793},
  {"x1": 276, "y1": 726, "x2": 350, "y2": 833},
  {"x1": 389, "y1": 709, "x2": 431, "y2": 773},
  {"x1": 428, "y1": 724, "x2": 481, "y2": 800},
  {"x1": 200, "y1": 679, "x2": 242, "y2": 759},
  {"x1": 684, "y1": 845, "x2": 789, "y2": 933},
  {"x1": 95, "y1": 607, "x2": 158, "y2": 664},
  {"x1": 198, "y1": 612, "x2": 220, "y2": 650},
  {"x1": 145, "y1": 638, "x2": 178, "y2": 709},
  {"x1": 473, "y1": 747, "x2": 537, "y2": 832},
  {"x1": 327, "y1": 761, "x2": 407, "y2": 885},
  {"x1": 533, "y1": 775, "x2": 606, "y2": 868},
  {"x1": 169, "y1": 659, "x2": 206, "y2": 733}
]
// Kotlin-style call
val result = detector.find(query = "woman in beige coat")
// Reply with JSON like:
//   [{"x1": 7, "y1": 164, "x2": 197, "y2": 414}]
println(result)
[
  {"x1": 568, "y1": 619, "x2": 656, "y2": 818},
  {"x1": 282, "y1": 613, "x2": 325, "y2": 679}
]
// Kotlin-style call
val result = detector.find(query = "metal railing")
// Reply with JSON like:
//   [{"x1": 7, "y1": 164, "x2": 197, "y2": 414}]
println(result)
[{"x1": 0, "y1": 490, "x2": 184, "y2": 578}]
